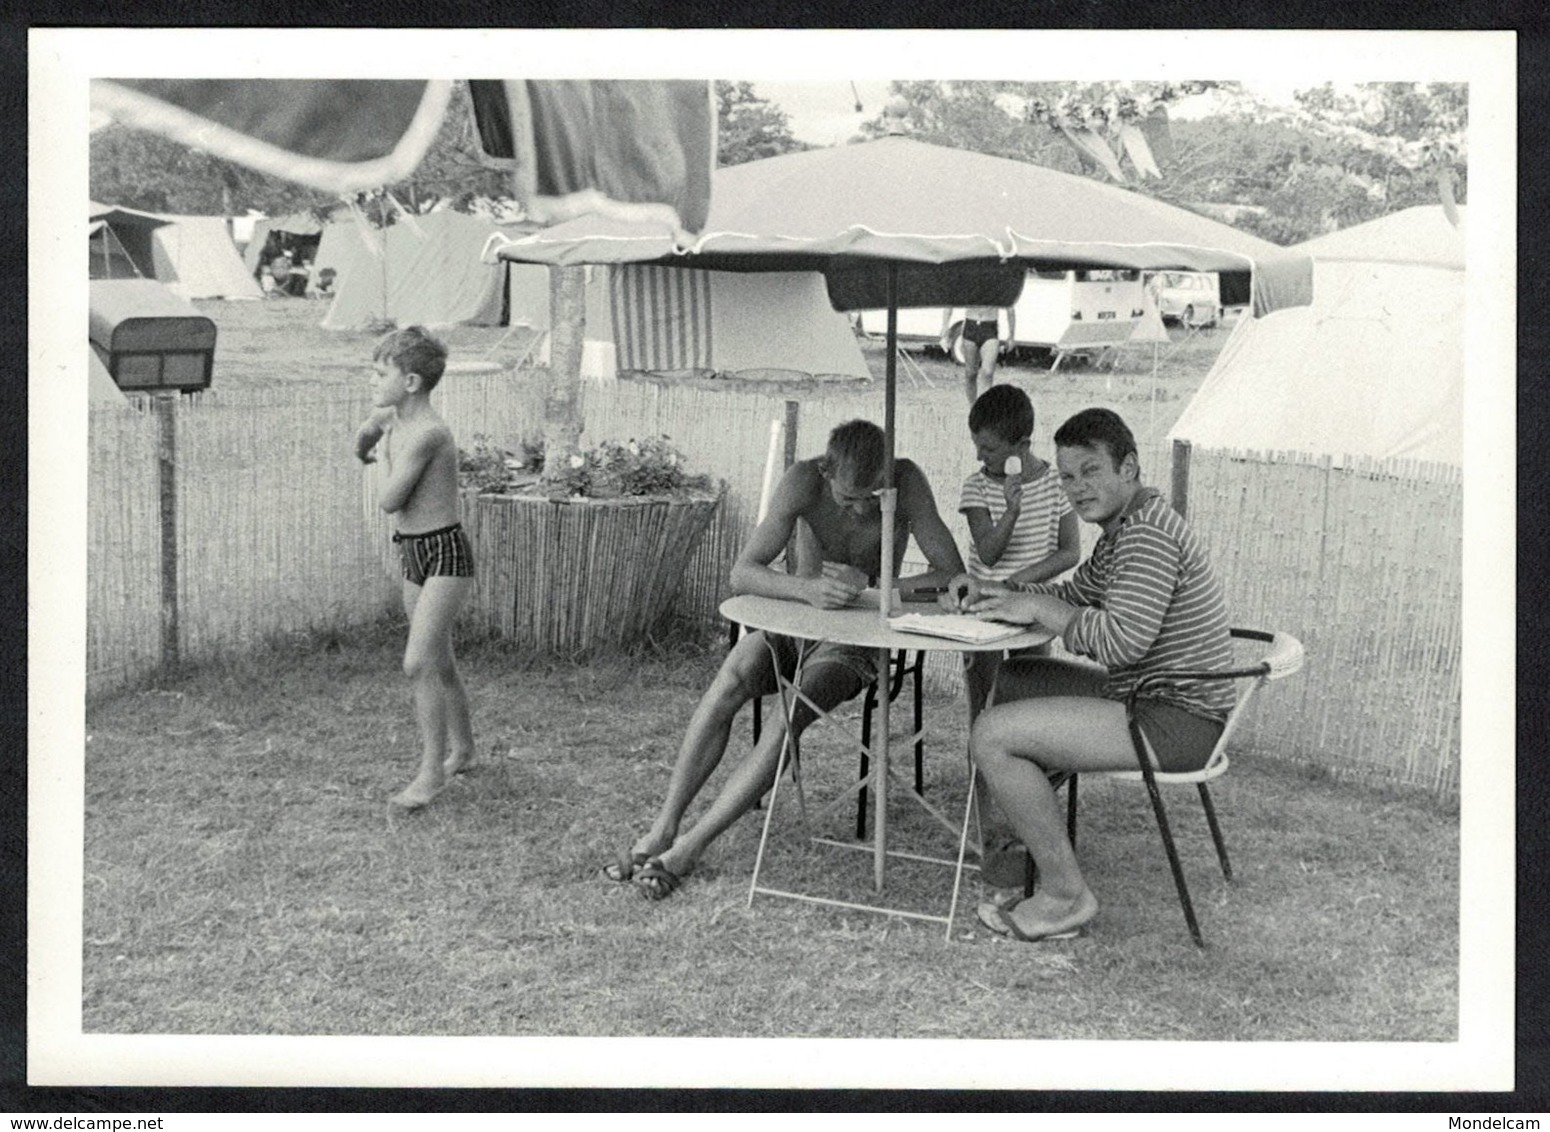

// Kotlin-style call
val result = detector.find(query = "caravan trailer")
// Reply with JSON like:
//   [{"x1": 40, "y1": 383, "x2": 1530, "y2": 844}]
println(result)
[{"x1": 857, "y1": 268, "x2": 1148, "y2": 366}]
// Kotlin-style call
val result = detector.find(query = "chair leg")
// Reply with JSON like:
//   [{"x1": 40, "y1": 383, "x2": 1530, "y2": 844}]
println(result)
[
  {"x1": 1140, "y1": 773, "x2": 1205, "y2": 947},
  {"x1": 1067, "y1": 773, "x2": 1079, "y2": 847},
  {"x1": 856, "y1": 681, "x2": 879, "y2": 839},
  {"x1": 1197, "y1": 782, "x2": 1233, "y2": 881},
  {"x1": 911, "y1": 652, "x2": 924, "y2": 795}
]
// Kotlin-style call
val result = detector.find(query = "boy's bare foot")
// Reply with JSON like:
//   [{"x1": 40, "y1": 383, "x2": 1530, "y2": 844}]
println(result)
[
  {"x1": 389, "y1": 773, "x2": 446, "y2": 810},
  {"x1": 443, "y1": 749, "x2": 475, "y2": 776}
]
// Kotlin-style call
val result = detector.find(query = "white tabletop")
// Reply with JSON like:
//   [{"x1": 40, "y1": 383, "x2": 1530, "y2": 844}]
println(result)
[{"x1": 720, "y1": 593, "x2": 1054, "y2": 653}]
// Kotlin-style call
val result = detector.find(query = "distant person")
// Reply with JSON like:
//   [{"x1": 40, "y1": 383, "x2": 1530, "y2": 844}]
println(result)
[
  {"x1": 956, "y1": 385, "x2": 1079, "y2": 883},
  {"x1": 947, "y1": 408, "x2": 1234, "y2": 942},
  {"x1": 942, "y1": 305, "x2": 1016, "y2": 406},
  {"x1": 606, "y1": 419, "x2": 966, "y2": 900},
  {"x1": 353, "y1": 327, "x2": 478, "y2": 810}
]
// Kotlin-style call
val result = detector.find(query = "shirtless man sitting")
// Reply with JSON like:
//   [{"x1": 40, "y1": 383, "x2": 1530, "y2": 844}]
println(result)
[{"x1": 606, "y1": 419, "x2": 966, "y2": 899}]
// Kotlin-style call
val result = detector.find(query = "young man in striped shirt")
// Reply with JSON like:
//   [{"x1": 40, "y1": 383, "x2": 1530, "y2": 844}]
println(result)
[{"x1": 950, "y1": 407, "x2": 1234, "y2": 942}]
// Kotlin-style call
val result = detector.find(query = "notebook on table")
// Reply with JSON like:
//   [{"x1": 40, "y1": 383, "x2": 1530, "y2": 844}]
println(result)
[{"x1": 885, "y1": 612, "x2": 1028, "y2": 644}]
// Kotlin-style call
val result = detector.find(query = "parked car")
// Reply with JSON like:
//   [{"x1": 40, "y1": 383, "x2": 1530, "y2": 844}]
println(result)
[{"x1": 1149, "y1": 271, "x2": 1219, "y2": 327}]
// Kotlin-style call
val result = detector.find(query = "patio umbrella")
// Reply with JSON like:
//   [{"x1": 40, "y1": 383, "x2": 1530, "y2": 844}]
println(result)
[{"x1": 490, "y1": 135, "x2": 1314, "y2": 613}]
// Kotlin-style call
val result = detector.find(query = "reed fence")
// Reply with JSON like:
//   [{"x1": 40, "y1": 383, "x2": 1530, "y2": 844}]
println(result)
[
  {"x1": 1179, "y1": 447, "x2": 1462, "y2": 798},
  {"x1": 89, "y1": 371, "x2": 1460, "y2": 797},
  {"x1": 88, "y1": 386, "x2": 401, "y2": 699}
]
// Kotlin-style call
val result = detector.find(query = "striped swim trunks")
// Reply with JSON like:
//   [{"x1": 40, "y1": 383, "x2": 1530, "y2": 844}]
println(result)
[{"x1": 393, "y1": 523, "x2": 475, "y2": 586}]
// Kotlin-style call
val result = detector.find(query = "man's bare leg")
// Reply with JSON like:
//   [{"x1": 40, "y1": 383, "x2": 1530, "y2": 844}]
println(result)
[
  {"x1": 970, "y1": 692, "x2": 1138, "y2": 936},
  {"x1": 648, "y1": 659, "x2": 863, "y2": 882},
  {"x1": 626, "y1": 632, "x2": 773, "y2": 860}
]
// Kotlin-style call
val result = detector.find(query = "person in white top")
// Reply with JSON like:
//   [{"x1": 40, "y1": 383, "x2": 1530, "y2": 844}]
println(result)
[{"x1": 956, "y1": 384, "x2": 1079, "y2": 882}]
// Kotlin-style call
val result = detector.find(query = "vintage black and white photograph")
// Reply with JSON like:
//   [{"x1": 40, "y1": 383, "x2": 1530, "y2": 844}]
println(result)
[{"x1": 28, "y1": 28, "x2": 1516, "y2": 1091}]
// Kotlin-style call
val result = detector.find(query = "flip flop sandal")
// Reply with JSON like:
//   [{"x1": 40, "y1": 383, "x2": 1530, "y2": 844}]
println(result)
[
  {"x1": 602, "y1": 849, "x2": 649, "y2": 884},
  {"x1": 633, "y1": 858, "x2": 684, "y2": 901},
  {"x1": 976, "y1": 901, "x2": 1084, "y2": 943}
]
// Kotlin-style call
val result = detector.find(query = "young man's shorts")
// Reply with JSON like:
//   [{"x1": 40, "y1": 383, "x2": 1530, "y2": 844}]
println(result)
[
  {"x1": 744, "y1": 630, "x2": 878, "y2": 708},
  {"x1": 1132, "y1": 699, "x2": 1226, "y2": 773},
  {"x1": 961, "y1": 318, "x2": 1000, "y2": 347},
  {"x1": 393, "y1": 523, "x2": 475, "y2": 586}
]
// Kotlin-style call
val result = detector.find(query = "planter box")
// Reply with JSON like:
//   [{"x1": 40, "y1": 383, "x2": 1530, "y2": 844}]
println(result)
[{"x1": 463, "y1": 488, "x2": 723, "y2": 654}]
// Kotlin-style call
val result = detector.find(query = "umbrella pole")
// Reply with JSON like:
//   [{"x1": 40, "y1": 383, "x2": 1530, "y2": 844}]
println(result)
[{"x1": 873, "y1": 264, "x2": 900, "y2": 892}]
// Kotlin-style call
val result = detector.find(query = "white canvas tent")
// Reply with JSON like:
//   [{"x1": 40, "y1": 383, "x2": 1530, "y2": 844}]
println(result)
[
  {"x1": 593, "y1": 265, "x2": 869, "y2": 379},
  {"x1": 88, "y1": 348, "x2": 128, "y2": 404},
  {"x1": 322, "y1": 209, "x2": 524, "y2": 331},
  {"x1": 149, "y1": 214, "x2": 264, "y2": 301},
  {"x1": 1168, "y1": 206, "x2": 1464, "y2": 467},
  {"x1": 88, "y1": 203, "x2": 261, "y2": 300},
  {"x1": 323, "y1": 211, "x2": 869, "y2": 380}
]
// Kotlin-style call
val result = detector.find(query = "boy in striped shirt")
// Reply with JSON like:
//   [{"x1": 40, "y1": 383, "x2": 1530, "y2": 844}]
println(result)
[
  {"x1": 951, "y1": 408, "x2": 1234, "y2": 942},
  {"x1": 958, "y1": 384, "x2": 1080, "y2": 720}
]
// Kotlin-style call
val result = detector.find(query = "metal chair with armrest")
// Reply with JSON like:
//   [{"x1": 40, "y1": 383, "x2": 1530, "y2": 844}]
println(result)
[{"x1": 984, "y1": 627, "x2": 1305, "y2": 946}]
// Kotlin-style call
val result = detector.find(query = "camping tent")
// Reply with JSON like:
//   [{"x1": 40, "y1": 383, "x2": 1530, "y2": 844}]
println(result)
[
  {"x1": 148, "y1": 214, "x2": 264, "y2": 301},
  {"x1": 89, "y1": 203, "x2": 262, "y2": 300},
  {"x1": 321, "y1": 210, "x2": 870, "y2": 378},
  {"x1": 88, "y1": 348, "x2": 128, "y2": 404},
  {"x1": 88, "y1": 202, "x2": 169, "y2": 279},
  {"x1": 243, "y1": 209, "x2": 332, "y2": 276},
  {"x1": 321, "y1": 209, "x2": 528, "y2": 330},
  {"x1": 88, "y1": 219, "x2": 144, "y2": 280},
  {"x1": 570, "y1": 264, "x2": 869, "y2": 379},
  {"x1": 1168, "y1": 205, "x2": 1464, "y2": 466}
]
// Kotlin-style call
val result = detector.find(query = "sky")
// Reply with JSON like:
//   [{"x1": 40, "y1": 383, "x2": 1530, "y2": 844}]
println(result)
[{"x1": 754, "y1": 79, "x2": 1311, "y2": 146}]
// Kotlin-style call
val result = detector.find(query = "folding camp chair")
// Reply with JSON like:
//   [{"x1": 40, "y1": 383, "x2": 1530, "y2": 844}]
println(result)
[{"x1": 965, "y1": 627, "x2": 1304, "y2": 947}]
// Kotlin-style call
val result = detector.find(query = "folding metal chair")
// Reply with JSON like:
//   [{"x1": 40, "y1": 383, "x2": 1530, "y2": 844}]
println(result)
[{"x1": 1064, "y1": 626, "x2": 1306, "y2": 946}]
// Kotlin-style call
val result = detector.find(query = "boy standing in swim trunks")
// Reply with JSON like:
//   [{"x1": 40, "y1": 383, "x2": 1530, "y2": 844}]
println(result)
[
  {"x1": 941, "y1": 305, "x2": 1017, "y2": 406},
  {"x1": 354, "y1": 326, "x2": 477, "y2": 810}
]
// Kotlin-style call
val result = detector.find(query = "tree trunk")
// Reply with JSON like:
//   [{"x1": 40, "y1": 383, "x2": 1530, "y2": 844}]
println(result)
[{"x1": 542, "y1": 265, "x2": 587, "y2": 483}]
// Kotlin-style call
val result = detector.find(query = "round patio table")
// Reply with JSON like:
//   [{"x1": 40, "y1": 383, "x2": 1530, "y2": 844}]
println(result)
[{"x1": 720, "y1": 593, "x2": 1053, "y2": 938}]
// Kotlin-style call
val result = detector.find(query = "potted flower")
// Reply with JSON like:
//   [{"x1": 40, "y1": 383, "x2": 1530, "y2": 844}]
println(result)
[{"x1": 458, "y1": 432, "x2": 723, "y2": 655}]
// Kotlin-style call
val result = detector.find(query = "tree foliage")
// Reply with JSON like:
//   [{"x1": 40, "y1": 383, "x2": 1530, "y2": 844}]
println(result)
[
  {"x1": 854, "y1": 79, "x2": 1468, "y2": 245},
  {"x1": 715, "y1": 80, "x2": 808, "y2": 167}
]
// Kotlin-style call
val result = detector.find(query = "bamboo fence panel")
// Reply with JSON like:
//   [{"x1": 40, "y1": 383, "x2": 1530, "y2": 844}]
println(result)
[
  {"x1": 89, "y1": 372, "x2": 1461, "y2": 796},
  {"x1": 87, "y1": 401, "x2": 163, "y2": 697},
  {"x1": 1183, "y1": 447, "x2": 1461, "y2": 798},
  {"x1": 173, "y1": 385, "x2": 400, "y2": 659}
]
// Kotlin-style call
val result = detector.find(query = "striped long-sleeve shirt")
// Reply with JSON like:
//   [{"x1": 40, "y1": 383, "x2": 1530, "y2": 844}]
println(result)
[{"x1": 1013, "y1": 488, "x2": 1235, "y2": 721}]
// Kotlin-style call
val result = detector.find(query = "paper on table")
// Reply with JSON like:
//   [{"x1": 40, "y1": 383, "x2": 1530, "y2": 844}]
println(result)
[{"x1": 886, "y1": 612, "x2": 1026, "y2": 644}]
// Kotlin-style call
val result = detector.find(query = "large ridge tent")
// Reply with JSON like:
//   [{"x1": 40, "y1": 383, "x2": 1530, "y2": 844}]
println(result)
[
  {"x1": 147, "y1": 214, "x2": 264, "y2": 301},
  {"x1": 1168, "y1": 205, "x2": 1464, "y2": 467}
]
